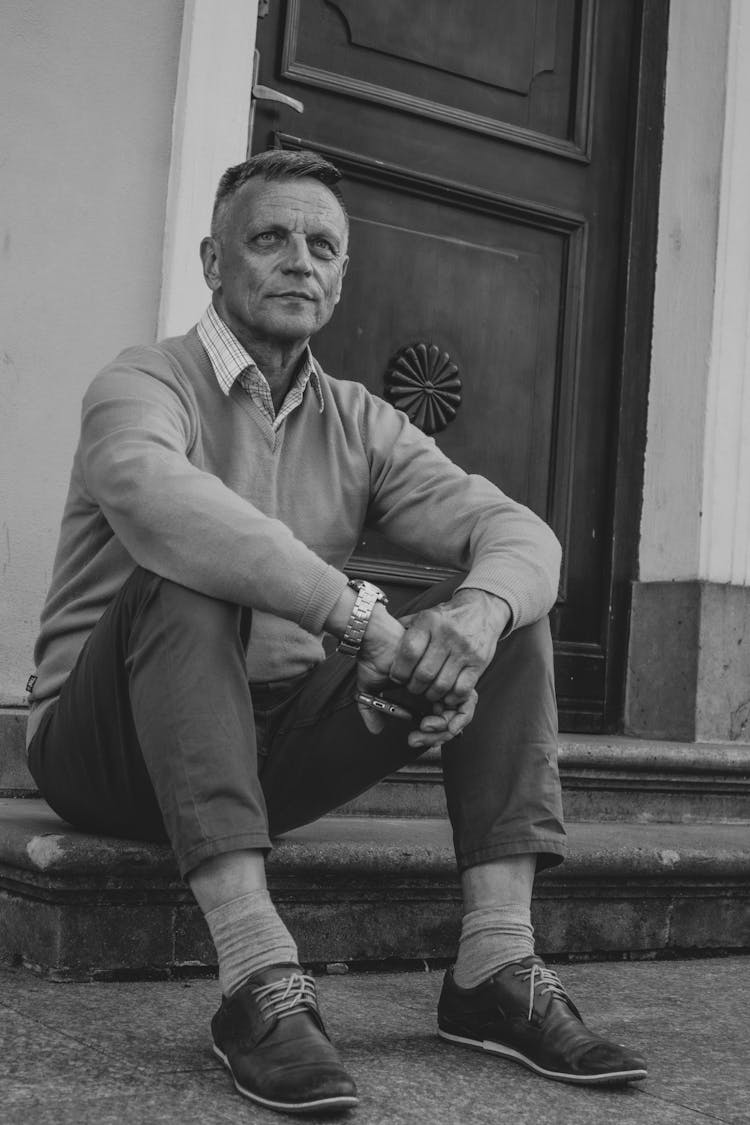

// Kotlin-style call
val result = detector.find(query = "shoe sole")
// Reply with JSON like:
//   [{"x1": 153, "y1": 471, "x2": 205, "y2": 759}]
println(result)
[
  {"x1": 212, "y1": 1043, "x2": 359, "y2": 1115},
  {"x1": 437, "y1": 1029, "x2": 647, "y2": 1086}
]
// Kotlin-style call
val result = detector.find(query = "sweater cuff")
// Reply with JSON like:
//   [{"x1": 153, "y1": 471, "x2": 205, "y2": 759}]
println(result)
[
  {"x1": 296, "y1": 564, "x2": 349, "y2": 636},
  {"x1": 457, "y1": 564, "x2": 556, "y2": 633}
]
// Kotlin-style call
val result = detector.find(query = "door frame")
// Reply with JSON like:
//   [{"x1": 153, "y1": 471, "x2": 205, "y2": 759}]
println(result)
[
  {"x1": 160, "y1": 0, "x2": 670, "y2": 732},
  {"x1": 602, "y1": 0, "x2": 669, "y2": 729}
]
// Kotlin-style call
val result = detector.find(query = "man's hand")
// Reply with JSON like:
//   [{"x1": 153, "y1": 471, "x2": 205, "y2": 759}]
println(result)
[
  {"x1": 391, "y1": 588, "x2": 511, "y2": 705},
  {"x1": 356, "y1": 588, "x2": 511, "y2": 749}
]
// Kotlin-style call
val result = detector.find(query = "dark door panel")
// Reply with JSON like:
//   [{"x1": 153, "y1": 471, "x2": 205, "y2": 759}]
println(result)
[{"x1": 253, "y1": 0, "x2": 645, "y2": 731}]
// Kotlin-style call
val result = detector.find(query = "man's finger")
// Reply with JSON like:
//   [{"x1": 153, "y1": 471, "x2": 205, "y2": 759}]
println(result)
[
  {"x1": 422, "y1": 656, "x2": 467, "y2": 701},
  {"x1": 442, "y1": 669, "x2": 480, "y2": 707},
  {"x1": 451, "y1": 690, "x2": 478, "y2": 731},
  {"x1": 407, "y1": 701, "x2": 475, "y2": 748},
  {"x1": 419, "y1": 713, "x2": 450, "y2": 733},
  {"x1": 389, "y1": 624, "x2": 431, "y2": 685},
  {"x1": 357, "y1": 699, "x2": 385, "y2": 735},
  {"x1": 407, "y1": 728, "x2": 446, "y2": 750},
  {"x1": 356, "y1": 660, "x2": 390, "y2": 735},
  {"x1": 405, "y1": 651, "x2": 451, "y2": 695}
]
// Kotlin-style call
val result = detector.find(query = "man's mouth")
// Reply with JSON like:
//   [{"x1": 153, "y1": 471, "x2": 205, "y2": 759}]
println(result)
[{"x1": 273, "y1": 291, "x2": 315, "y2": 300}]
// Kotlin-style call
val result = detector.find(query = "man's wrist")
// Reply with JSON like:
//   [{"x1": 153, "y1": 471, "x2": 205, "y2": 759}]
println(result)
[
  {"x1": 359, "y1": 600, "x2": 404, "y2": 659},
  {"x1": 451, "y1": 587, "x2": 512, "y2": 635},
  {"x1": 337, "y1": 580, "x2": 387, "y2": 656},
  {"x1": 325, "y1": 585, "x2": 358, "y2": 638}
]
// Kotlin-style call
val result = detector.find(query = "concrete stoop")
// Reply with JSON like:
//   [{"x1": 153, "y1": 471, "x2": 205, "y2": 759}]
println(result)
[
  {"x1": 1, "y1": 799, "x2": 749, "y2": 981},
  {"x1": 1, "y1": 708, "x2": 749, "y2": 979}
]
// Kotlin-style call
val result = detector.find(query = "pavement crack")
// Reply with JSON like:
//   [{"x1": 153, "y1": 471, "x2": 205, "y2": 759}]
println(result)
[
  {"x1": 637, "y1": 1087, "x2": 738, "y2": 1124},
  {"x1": 0, "y1": 1001, "x2": 138, "y2": 1068}
]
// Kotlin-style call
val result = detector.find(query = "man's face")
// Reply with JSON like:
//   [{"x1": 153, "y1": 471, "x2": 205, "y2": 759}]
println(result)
[{"x1": 201, "y1": 177, "x2": 349, "y2": 351}]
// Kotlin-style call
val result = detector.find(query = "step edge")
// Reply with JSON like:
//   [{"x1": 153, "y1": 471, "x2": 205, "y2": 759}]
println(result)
[{"x1": 2, "y1": 803, "x2": 750, "y2": 882}]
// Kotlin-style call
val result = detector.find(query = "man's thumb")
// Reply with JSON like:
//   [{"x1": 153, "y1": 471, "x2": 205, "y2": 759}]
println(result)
[
  {"x1": 358, "y1": 698, "x2": 385, "y2": 735},
  {"x1": 356, "y1": 663, "x2": 387, "y2": 734}
]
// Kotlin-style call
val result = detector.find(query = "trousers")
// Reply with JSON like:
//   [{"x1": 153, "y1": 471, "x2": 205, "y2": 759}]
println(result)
[{"x1": 28, "y1": 567, "x2": 566, "y2": 879}]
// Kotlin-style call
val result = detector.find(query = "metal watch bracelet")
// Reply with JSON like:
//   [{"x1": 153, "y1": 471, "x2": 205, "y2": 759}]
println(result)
[{"x1": 336, "y1": 579, "x2": 388, "y2": 657}]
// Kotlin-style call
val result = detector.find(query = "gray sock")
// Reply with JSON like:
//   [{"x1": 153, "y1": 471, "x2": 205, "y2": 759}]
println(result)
[
  {"x1": 452, "y1": 904, "x2": 535, "y2": 990},
  {"x1": 204, "y1": 888, "x2": 299, "y2": 997}
]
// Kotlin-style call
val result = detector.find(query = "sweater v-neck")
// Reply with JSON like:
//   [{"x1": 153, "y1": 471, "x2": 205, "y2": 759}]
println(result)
[{"x1": 231, "y1": 384, "x2": 285, "y2": 451}]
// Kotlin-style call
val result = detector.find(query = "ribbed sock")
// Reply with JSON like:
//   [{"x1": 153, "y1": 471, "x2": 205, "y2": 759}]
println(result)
[
  {"x1": 452, "y1": 904, "x2": 535, "y2": 990},
  {"x1": 204, "y1": 889, "x2": 299, "y2": 997}
]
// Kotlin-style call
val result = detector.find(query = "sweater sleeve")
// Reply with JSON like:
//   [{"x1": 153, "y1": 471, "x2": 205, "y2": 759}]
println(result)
[
  {"x1": 80, "y1": 353, "x2": 347, "y2": 632},
  {"x1": 360, "y1": 391, "x2": 562, "y2": 629}
]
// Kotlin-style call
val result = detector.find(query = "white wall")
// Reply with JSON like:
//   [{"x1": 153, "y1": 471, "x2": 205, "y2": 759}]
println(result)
[
  {"x1": 699, "y1": 0, "x2": 750, "y2": 584},
  {"x1": 640, "y1": 0, "x2": 750, "y2": 585},
  {"x1": 0, "y1": 0, "x2": 183, "y2": 703},
  {"x1": 159, "y1": 0, "x2": 258, "y2": 338}
]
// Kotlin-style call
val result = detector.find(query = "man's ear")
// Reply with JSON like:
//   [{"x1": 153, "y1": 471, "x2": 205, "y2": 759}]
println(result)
[
  {"x1": 334, "y1": 254, "x2": 349, "y2": 305},
  {"x1": 200, "y1": 236, "x2": 222, "y2": 292}
]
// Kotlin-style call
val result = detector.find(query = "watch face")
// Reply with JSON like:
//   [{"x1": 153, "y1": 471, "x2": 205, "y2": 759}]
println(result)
[{"x1": 348, "y1": 578, "x2": 388, "y2": 605}]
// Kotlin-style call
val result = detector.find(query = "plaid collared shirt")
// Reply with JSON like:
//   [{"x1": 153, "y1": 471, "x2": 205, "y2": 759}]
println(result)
[{"x1": 197, "y1": 304, "x2": 324, "y2": 430}]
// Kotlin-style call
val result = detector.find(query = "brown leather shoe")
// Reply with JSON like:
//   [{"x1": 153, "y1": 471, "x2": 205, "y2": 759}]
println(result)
[
  {"x1": 438, "y1": 956, "x2": 647, "y2": 1085},
  {"x1": 211, "y1": 963, "x2": 358, "y2": 1114}
]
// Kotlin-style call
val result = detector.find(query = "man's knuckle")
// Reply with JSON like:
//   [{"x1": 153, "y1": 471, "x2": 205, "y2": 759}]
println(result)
[{"x1": 402, "y1": 630, "x2": 426, "y2": 655}]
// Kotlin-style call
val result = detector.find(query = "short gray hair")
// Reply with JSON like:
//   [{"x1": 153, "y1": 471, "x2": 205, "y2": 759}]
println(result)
[{"x1": 211, "y1": 149, "x2": 348, "y2": 239}]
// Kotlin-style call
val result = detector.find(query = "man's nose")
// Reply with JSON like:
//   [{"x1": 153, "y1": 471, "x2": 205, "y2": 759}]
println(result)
[{"x1": 283, "y1": 234, "x2": 313, "y2": 274}]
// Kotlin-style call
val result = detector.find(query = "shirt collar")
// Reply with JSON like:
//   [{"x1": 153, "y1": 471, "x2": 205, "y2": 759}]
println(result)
[{"x1": 196, "y1": 303, "x2": 324, "y2": 413}]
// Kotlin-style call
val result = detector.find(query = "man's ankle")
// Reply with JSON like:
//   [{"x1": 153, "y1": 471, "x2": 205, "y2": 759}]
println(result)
[
  {"x1": 204, "y1": 888, "x2": 299, "y2": 997},
  {"x1": 188, "y1": 847, "x2": 267, "y2": 914},
  {"x1": 452, "y1": 904, "x2": 535, "y2": 989}
]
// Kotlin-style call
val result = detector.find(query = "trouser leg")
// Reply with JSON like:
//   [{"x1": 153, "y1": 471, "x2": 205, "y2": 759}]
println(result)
[
  {"x1": 260, "y1": 578, "x2": 565, "y2": 872},
  {"x1": 29, "y1": 567, "x2": 564, "y2": 879},
  {"x1": 440, "y1": 614, "x2": 565, "y2": 873},
  {"x1": 28, "y1": 567, "x2": 270, "y2": 876}
]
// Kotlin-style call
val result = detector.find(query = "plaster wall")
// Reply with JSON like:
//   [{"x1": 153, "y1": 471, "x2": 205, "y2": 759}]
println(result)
[
  {"x1": 628, "y1": 0, "x2": 750, "y2": 741},
  {"x1": 639, "y1": 0, "x2": 731, "y2": 582},
  {"x1": 159, "y1": 0, "x2": 259, "y2": 338},
  {"x1": 0, "y1": 0, "x2": 183, "y2": 703},
  {"x1": 699, "y1": 0, "x2": 750, "y2": 584}
]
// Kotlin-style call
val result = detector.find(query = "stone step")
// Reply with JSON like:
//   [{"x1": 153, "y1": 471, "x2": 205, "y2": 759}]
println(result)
[
  {"x1": 4, "y1": 709, "x2": 750, "y2": 823},
  {"x1": 0, "y1": 709, "x2": 30, "y2": 797},
  {"x1": 341, "y1": 736, "x2": 750, "y2": 823},
  {"x1": 1, "y1": 798, "x2": 748, "y2": 980}
]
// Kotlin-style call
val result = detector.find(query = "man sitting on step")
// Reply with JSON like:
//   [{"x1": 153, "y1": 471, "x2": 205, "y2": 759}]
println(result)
[{"x1": 26, "y1": 148, "x2": 646, "y2": 1115}]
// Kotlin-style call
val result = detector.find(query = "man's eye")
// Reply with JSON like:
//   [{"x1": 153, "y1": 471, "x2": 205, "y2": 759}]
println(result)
[
  {"x1": 311, "y1": 239, "x2": 335, "y2": 257},
  {"x1": 255, "y1": 231, "x2": 280, "y2": 244}
]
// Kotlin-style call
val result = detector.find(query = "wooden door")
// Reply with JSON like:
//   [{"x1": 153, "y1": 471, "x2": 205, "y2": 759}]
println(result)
[{"x1": 252, "y1": 0, "x2": 656, "y2": 733}]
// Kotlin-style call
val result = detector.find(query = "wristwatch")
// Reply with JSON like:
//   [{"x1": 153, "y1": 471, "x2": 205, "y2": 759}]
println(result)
[{"x1": 337, "y1": 579, "x2": 388, "y2": 657}]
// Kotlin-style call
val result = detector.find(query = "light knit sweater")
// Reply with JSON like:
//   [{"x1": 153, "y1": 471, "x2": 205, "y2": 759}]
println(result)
[{"x1": 27, "y1": 328, "x2": 561, "y2": 743}]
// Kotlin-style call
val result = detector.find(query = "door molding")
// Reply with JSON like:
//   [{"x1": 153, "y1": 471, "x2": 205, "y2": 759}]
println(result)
[
  {"x1": 603, "y1": 0, "x2": 670, "y2": 728},
  {"x1": 280, "y1": 0, "x2": 596, "y2": 161}
]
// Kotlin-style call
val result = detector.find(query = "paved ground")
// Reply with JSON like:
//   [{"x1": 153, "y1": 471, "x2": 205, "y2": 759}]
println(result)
[{"x1": 1, "y1": 956, "x2": 748, "y2": 1124}]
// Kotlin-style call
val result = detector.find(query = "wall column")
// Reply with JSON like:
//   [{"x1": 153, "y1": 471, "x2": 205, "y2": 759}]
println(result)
[
  {"x1": 626, "y1": 0, "x2": 750, "y2": 742},
  {"x1": 158, "y1": 0, "x2": 258, "y2": 337}
]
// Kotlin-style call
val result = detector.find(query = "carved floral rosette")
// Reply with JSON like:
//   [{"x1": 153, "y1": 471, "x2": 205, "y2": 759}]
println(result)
[{"x1": 383, "y1": 343, "x2": 462, "y2": 435}]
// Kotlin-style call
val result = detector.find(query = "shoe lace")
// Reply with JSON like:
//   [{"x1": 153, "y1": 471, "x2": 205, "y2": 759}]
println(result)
[
  {"x1": 514, "y1": 963, "x2": 571, "y2": 1022},
  {"x1": 252, "y1": 972, "x2": 319, "y2": 1023}
]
